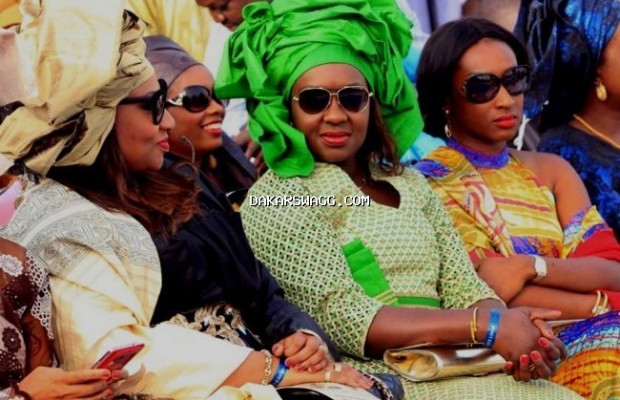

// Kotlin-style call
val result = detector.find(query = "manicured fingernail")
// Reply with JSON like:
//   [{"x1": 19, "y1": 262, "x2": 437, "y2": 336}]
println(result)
[
  {"x1": 505, "y1": 361, "x2": 513, "y2": 369},
  {"x1": 520, "y1": 355, "x2": 529, "y2": 366},
  {"x1": 538, "y1": 337, "x2": 549, "y2": 348},
  {"x1": 104, "y1": 390, "x2": 114, "y2": 399},
  {"x1": 285, "y1": 360, "x2": 295, "y2": 368},
  {"x1": 531, "y1": 351, "x2": 541, "y2": 361}
]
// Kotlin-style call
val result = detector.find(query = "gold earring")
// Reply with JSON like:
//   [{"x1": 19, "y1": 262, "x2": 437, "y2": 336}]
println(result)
[
  {"x1": 595, "y1": 78, "x2": 608, "y2": 102},
  {"x1": 444, "y1": 108, "x2": 452, "y2": 138}
]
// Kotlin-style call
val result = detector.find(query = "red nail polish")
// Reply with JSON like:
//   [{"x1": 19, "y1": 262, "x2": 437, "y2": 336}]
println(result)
[
  {"x1": 520, "y1": 355, "x2": 529, "y2": 366},
  {"x1": 538, "y1": 337, "x2": 549, "y2": 348},
  {"x1": 531, "y1": 351, "x2": 541, "y2": 361}
]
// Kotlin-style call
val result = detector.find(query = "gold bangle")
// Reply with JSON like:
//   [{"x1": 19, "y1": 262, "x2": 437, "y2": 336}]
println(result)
[
  {"x1": 470, "y1": 307, "x2": 480, "y2": 344},
  {"x1": 260, "y1": 350, "x2": 273, "y2": 385},
  {"x1": 590, "y1": 290, "x2": 601, "y2": 316},
  {"x1": 602, "y1": 292, "x2": 609, "y2": 313},
  {"x1": 591, "y1": 290, "x2": 611, "y2": 316}
]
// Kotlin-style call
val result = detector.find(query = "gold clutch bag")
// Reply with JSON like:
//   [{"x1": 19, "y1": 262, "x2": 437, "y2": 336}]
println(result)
[{"x1": 383, "y1": 344, "x2": 506, "y2": 382}]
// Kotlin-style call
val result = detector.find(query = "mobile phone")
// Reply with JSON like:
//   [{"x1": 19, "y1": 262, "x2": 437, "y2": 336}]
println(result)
[{"x1": 91, "y1": 343, "x2": 145, "y2": 371}]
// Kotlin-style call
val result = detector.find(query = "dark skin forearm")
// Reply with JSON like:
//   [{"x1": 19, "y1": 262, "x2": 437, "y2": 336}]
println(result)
[
  {"x1": 509, "y1": 285, "x2": 597, "y2": 319},
  {"x1": 364, "y1": 299, "x2": 504, "y2": 358},
  {"x1": 538, "y1": 257, "x2": 620, "y2": 292}
]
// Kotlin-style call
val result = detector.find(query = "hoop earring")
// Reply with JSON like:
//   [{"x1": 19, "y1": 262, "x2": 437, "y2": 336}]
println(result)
[
  {"x1": 595, "y1": 78, "x2": 608, "y2": 102},
  {"x1": 181, "y1": 135, "x2": 196, "y2": 164},
  {"x1": 444, "y1": 108, "x2": 452, "y2": 138}
]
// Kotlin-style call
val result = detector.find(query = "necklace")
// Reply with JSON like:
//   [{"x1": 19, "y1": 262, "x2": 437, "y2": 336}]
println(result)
[
  {"x1": 447, "y1": 138, "x2": 509, "y2": 169},
  {"x1": 572, "y1": 114, "x2": 620, "y2": 151}
]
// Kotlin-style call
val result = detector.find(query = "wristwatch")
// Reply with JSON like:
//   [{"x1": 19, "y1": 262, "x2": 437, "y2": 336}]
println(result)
[{"x1": 531, "y1": 255, "x2": 547, "y2": 283}]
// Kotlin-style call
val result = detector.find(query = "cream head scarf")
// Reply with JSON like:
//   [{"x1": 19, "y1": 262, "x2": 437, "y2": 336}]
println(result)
[
  {"x1": 0, "y1": 28, "x2": 35, "y2": 107},
  {"x1": 0, "y1": 0, "x2": 154, "y2": 176},
  {"x1": 0, "y1": 154, "x2": 11, "y2": 175}
]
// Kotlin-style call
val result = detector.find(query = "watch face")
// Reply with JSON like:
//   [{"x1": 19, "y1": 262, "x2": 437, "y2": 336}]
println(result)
[{"x1": 533, "y1": 256, "x2": 547, "y2": 282}]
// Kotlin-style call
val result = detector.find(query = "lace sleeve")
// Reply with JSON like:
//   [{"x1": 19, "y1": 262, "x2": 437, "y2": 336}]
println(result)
[{"x1": 24, "y1": 251, "x2": 53, "y2": 340}]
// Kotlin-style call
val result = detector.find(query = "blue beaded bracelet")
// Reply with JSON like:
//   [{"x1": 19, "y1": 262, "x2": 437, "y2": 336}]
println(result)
[
  {"x1": 484, "y1": 309, "x2": 501, "y2": 348},
  {"x1": 270, "y1": 358, "x2": 289, "y2": 387}
]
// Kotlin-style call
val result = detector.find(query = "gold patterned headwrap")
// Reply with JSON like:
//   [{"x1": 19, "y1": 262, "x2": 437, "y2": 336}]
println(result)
[
  {"x1": 0, "y1": 0, "x2": 154, "y2": 176},
  {"x1": 0, "y1": 28, "x2": 35, "y2": 107}
]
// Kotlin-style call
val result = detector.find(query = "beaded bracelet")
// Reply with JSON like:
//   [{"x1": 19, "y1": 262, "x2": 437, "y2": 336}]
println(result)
[
  {"x1": 269, "y1": 358, "x2": 289, "y2": 387},
  {"x1": 260, "y1": 350, "x2": 273, "y2": 385},
  {"x1": 484, "y1": 309, "x2": 501, "y2": 348},
  {"x1": 470, "y1": 307, "x2": 480, "y2": 344}
]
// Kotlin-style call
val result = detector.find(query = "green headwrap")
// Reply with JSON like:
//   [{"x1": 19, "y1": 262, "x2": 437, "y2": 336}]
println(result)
[{"x1": 215, "y1": 0, "x2": 423, "y2": 177}]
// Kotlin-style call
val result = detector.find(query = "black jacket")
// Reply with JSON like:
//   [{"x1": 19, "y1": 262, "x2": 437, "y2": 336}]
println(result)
[{"x1": 151, "y1": 157, "x2": 339, "y2": 359}]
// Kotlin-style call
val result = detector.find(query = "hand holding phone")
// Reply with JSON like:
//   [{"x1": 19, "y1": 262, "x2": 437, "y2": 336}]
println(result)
[{"x1": 92, "y1": 343, "x2": 145, "y2": 371}]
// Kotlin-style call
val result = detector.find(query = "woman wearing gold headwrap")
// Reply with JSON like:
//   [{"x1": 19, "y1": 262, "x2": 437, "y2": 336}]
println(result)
[
  {"x1": 0, "y1": 26, "x2": 131, "y2": 400},
  {"x1": 219, "y1": 0, "x2": 581, "y2": 399},
  {"x1": 0, "y1": 1, "x2": 375, "y2": 398}
]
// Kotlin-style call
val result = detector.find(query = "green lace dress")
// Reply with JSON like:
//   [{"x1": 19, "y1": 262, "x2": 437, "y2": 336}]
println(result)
[{"x1": 240, "y1": 162, "x2": 580, "y2": 400}]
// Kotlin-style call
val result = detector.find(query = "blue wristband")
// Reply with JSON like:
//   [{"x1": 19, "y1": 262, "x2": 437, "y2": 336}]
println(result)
[
  {"x1": 270, "y1": 358, "x2": 289, "y2": 387},
  {"x1": 484, "y1": 309, "x2": 501, "y2": 348}
]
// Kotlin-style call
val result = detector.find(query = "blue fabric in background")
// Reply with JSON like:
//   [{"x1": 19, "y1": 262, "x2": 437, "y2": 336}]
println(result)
[
  {"x1": 538, "y1": 125, "x2": 620, "y2": 240},
  {"x1": 401, "y1": 132, "x2": 445, "y2": 165},
  {"x1": 401, "y1": 38, "x2": 445, "y2": 163}
]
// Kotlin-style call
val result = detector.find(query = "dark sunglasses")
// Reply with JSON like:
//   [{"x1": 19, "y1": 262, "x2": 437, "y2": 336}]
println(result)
[
  {"x1": 119, "y1": 79, "x2": 168, "y2": 124},
  {"x1": 291, "y1": 86, "x2": 373, "y2": 114},
  {"x1": 461, "y1": 65, "x2": 531, "y2": 104},
  {"x1": 167, "y1": 85, "x2": 229, "y2": 113}
]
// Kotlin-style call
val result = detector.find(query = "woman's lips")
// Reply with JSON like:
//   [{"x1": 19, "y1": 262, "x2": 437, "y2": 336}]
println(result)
[
  {"x1": 320, "y1": 132, "x2": 350, "y2": 146},
  {"x1": 156, "y1": 139, "x2": 170, "y2": 152},
  {"x1": 493, "y1": 115, "x2": 518, "y2": 129},
  {"x1": 202, "y1": 122, "x2": 223, "y2": 137}
]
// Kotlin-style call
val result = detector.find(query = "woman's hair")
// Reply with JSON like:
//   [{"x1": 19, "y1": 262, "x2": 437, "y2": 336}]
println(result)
[
  {"x1": 48, "y1": 131, "x2": 201, "y2": 238},
  {"x1": 416, "y1": 17, "x2": 530, "y2": 138},
  {"x1": 357, "y1": 99, "x2": 403, "y2": 175}
]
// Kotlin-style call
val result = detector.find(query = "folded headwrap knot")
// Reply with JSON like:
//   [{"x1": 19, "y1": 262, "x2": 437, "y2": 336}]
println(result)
[
  {"x1": 216, "y1": 0, "x2": 423, "y2": 178},
  {"x1": 515, "y1": 0, "x2": 620, "y2": 127},
  {"x1": 0, "y1": 0, "x2": 153, "y2": 176}
]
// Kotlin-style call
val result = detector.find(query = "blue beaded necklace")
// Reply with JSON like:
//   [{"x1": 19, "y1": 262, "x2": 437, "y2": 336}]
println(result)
[{"x1": 447, "y1": 138, "x2": 509, "y2": 169}]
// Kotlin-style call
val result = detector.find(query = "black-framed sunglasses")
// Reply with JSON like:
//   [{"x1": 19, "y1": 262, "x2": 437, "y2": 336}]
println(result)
[
  {"x1": 461, "y1": 65, "x2": 531, "y2": 104},
  {"x1": 167, "y1": 85, "x2": 229, "y2": 113},
  {"x1": 291, "y1": 86, "x2": 373, "y2": 115},
  {"x1": 119, "y1": 79, "x2": 168, "y2": 124}
]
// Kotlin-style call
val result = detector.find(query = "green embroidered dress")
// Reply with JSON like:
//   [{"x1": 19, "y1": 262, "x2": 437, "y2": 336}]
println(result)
[{"x1": 241, "y1": 163, "x2": 580, "y2": 400}]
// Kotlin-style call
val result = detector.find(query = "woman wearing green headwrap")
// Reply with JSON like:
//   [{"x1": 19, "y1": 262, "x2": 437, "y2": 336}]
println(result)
[{"x1": 220, "y1": 0, "x2": 582, "y2": 399}]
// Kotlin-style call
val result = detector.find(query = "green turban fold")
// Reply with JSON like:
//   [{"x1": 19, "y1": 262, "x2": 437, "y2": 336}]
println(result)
[{"x1": 215, "y1": 0, "x2": 423, "y2": 178}]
